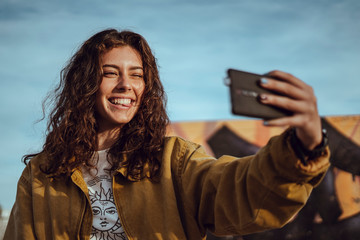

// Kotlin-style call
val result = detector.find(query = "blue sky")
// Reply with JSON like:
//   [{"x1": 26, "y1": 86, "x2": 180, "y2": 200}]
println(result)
[{"x1": 0, "y1": 0, "x2": 359, "y2": 210}]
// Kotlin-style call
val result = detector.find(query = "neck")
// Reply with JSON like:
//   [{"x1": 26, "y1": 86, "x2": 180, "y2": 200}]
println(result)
[{"x1": 97, "y1": 126, "x2": 122, "y2": 151}]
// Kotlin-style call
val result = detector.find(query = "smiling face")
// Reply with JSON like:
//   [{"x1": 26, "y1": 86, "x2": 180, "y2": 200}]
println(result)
[{"x1": 95, "y1": 46, "x2": 145, "y2": 133}]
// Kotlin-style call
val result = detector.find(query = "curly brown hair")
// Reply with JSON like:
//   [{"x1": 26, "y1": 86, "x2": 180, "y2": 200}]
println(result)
[{"x1": 24, "y1": 29, "x2": 169, "y2": 180}]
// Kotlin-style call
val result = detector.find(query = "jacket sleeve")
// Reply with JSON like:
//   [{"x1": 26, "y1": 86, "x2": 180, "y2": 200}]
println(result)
[
  {"x1": 176, "y1": 128, "x2": 330, "y2": 236},
  {"x1": 4, "y1": 164, "x2": 37, "y2": 240}
]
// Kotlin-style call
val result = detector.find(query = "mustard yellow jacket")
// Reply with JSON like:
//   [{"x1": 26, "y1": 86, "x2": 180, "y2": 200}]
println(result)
[{"x1": 4, "y1": 130, "x2": 330, "y2": 239}]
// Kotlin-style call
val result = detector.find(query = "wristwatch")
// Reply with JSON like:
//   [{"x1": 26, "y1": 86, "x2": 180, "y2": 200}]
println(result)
[{"x1": 289, "y1": 128, "x2": 329, "y2": 166}]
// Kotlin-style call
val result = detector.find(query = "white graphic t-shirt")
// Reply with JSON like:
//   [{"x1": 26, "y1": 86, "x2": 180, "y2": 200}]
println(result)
[{"x1": 82, "y1": 150, "x2": 128, "y2": 240}]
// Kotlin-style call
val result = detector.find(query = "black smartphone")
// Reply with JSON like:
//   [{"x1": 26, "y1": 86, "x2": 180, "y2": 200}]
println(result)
[{"x1": 226, "y1": 68, "x2": 292, "y2": 119}]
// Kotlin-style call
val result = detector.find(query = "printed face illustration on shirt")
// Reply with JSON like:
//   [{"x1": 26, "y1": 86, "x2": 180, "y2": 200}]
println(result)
[
  {"x1": 92, "y1": 199, "x2": 118, "y2": 231},
  {"x1": 85, "y1": 152, "x2": 128, "y2": 239},
  {"x1": 87, "y1": 176, "x2": 127, "y2": 239}
]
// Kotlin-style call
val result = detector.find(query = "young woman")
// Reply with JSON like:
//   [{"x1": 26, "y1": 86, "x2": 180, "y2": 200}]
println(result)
[{"x1": 5, "y1": 29, "x2": 330, "y2": 240}]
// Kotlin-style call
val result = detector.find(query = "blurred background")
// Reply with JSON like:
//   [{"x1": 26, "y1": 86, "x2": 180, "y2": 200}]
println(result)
[{"x1": 0, "y1": 0, "x2": 359, "y2": 237}]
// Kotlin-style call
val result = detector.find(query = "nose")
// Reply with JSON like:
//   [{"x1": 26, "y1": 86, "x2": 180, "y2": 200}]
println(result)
[{"x1": 116, "y1": 74, "x2": 131, "y2": 91}]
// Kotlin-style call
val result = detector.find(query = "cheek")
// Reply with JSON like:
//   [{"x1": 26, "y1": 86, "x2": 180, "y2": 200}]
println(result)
[
  {"x1": 98, "y1": 77, "x2": 114, "y2": 94},
  {"x1": 96, "y1": 81, "x2": 112, "y2": 102},
  {"x1": 135, "y1": 81, "x2": 146, "y2": 99}
]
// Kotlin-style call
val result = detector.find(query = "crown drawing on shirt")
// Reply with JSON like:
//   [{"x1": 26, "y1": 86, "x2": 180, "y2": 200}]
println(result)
[{"x1": 89, "y1": 182, "x2": 114, "y2": 204}]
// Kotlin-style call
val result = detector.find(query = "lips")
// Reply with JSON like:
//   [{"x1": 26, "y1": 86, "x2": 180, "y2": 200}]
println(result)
[
  {"x1": 100, "y1": 221, "x2": 108, "y2": 227},
  {"x1": 108, "y1": 97, "x2": 132, "y2": 106}
]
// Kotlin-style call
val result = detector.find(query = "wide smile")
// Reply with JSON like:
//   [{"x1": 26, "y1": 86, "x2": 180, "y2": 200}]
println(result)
[{"x1": 108, "y1": 97, "x2": 134, "y2": 107}]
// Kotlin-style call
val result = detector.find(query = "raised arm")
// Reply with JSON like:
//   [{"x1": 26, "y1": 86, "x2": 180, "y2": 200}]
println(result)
[{"x1": 259, "y1": 70, "x2": 323, "y2": 150}]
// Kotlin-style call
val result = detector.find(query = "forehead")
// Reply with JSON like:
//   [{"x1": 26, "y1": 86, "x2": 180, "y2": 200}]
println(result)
[
  {"x1": 93, "y1": 200, "x2": 116, "y2": 208},
  {"x1": 101, "y1": 46, "x2": 143, "y2": 67}
]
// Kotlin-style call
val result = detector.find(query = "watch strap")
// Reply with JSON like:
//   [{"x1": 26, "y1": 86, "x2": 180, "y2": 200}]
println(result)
[{"x1": 289, "y1": 128, "x2": 329, "y2": 166}]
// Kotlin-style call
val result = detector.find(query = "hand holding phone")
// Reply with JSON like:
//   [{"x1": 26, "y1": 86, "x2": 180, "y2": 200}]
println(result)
[
  {"x1": 226, "y1": 68, "x2": 323, "y2": 150},
  {"x1": 226, "y1": 69, "x2": 292, "y2": 119}
]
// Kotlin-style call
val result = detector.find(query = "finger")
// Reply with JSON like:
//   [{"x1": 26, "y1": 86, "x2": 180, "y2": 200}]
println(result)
[
  {"x1": 264, "y1": 113, "x2": 318, "y2": 128},
  {"x1": 265, "y1": 70, "x2": 307, "y2": 89},
  {"x1": 264, "y1": 115, "x2": 323, "y2": 150},
  {"x1": 259, "y1": 93, "x2": 316, "y2": 114},
  {"x1": 259, "y1": 77, "x2": 312, "y2": 100},
  {"x1": 264, "y1": 115, "x2": 303, "y2": 127}
]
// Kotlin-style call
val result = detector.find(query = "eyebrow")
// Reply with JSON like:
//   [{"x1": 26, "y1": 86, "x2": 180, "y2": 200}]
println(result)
[{"x1": 102, "y1": 64, "x2": 143, "y2": 71}]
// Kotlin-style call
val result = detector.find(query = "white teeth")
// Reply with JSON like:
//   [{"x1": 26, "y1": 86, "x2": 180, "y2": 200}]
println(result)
[{"x1": 111, "y1": 98, "x2": 131, "y2": 105}]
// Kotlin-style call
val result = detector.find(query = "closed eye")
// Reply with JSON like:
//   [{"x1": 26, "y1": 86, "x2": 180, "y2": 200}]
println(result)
[
  {"x1": 132, "y1": 74, "x2": 143, "y2": 79},
  {"x1": 103, "y1": 71, "x2": 118, "y2": 77}
]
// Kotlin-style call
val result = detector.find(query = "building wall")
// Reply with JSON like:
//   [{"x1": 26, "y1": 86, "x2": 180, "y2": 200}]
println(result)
[{"x1": 167, "y1": 115, "x2": 360, "y2": 239}]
